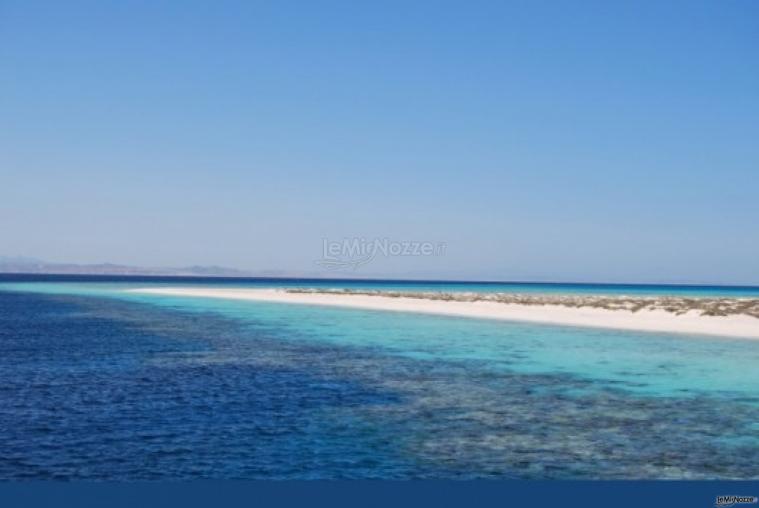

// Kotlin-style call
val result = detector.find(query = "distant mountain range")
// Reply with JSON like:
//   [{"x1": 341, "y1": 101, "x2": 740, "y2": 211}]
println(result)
[
  {"x1": 0, "y1": 256, "x2": 375, "y2": 279},
  {"x1": 0, "y1": 256, "x2": 260, "y2": 277}
]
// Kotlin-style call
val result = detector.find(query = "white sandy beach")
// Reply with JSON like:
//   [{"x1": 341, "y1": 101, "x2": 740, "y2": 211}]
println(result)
[{"x1": 126, "y1": 287, "x2": 759, "y2": 339}]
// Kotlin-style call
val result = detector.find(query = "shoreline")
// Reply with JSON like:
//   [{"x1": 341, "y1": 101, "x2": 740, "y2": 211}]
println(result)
[{"x1": 126, "y1": 287, "x2": 759, "y2": 339}]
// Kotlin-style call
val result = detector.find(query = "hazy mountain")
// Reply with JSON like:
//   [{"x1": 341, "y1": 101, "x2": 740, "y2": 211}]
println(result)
[
  {"x1": 0, "y1": 256, "x2": 379, "y2": 279},
  {"x1": 0, "y1": 257, "x2": 255, "y2": 277}
]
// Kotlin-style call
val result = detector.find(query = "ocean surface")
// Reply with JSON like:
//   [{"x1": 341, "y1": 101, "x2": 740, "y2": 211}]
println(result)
[
  {"x1": 4, "y1": 273, "x2": 759, "y2": 297},
  {"x1": 1, "y1": 275, "x2": 758, "y2": 479}
]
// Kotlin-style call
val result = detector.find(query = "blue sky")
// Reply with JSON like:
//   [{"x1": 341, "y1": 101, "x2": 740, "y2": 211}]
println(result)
[{"x1": 1, "y1": 1, "x2": 757, "y2": 283}]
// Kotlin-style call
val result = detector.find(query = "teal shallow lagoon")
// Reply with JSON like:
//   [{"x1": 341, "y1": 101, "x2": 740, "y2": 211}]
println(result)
[
  {"x1": 3, "y1": 279, "x2": 758, "y2": 398},
  {"x1": 2, "y1": 276, "x2": 759, "y2": 479}
]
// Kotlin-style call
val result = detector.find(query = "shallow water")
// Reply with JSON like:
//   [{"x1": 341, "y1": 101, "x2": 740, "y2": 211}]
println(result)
[{"x1": 1, "y1": 277, "x2": 758, "y2": 479}]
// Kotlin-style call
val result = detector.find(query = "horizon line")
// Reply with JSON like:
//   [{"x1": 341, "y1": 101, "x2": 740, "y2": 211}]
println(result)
[{"x1": 2, "y1": 271, "x2": 759, "y2": 290}]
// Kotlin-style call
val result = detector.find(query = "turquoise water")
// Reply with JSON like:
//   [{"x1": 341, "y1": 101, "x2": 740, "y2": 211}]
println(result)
[
  {"x1": 2, "y1": 280, "x2": 759, "y2": 398},
  {"x1": 2, "y1": 276, "x2": 759, "y2": 479},
  {"x1": 125, "y1": 294, "x2": 759, "y2": 397}
]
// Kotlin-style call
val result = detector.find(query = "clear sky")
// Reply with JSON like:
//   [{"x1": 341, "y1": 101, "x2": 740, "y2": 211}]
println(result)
[{"x1": 1, "y1": 1, "x2": 758, "y2": 284}]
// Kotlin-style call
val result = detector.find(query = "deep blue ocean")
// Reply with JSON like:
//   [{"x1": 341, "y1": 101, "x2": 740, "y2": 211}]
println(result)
[{"x1": 1, "y1": 275, "x2": 758, "y2": 479}]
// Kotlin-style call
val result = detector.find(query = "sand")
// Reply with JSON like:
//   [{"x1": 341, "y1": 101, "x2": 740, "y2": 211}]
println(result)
[{"x1": 126, "y1": 287, "x2": 759, "y2": 339}]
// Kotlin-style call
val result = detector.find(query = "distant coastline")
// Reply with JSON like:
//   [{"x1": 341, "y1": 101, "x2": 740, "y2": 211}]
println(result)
[
  {"x1": 127, "y1": 287, "x2": 759, "y2": 339},
  {"x1": 0, "y1": 257, "x2": 257, "y2": 277}
]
